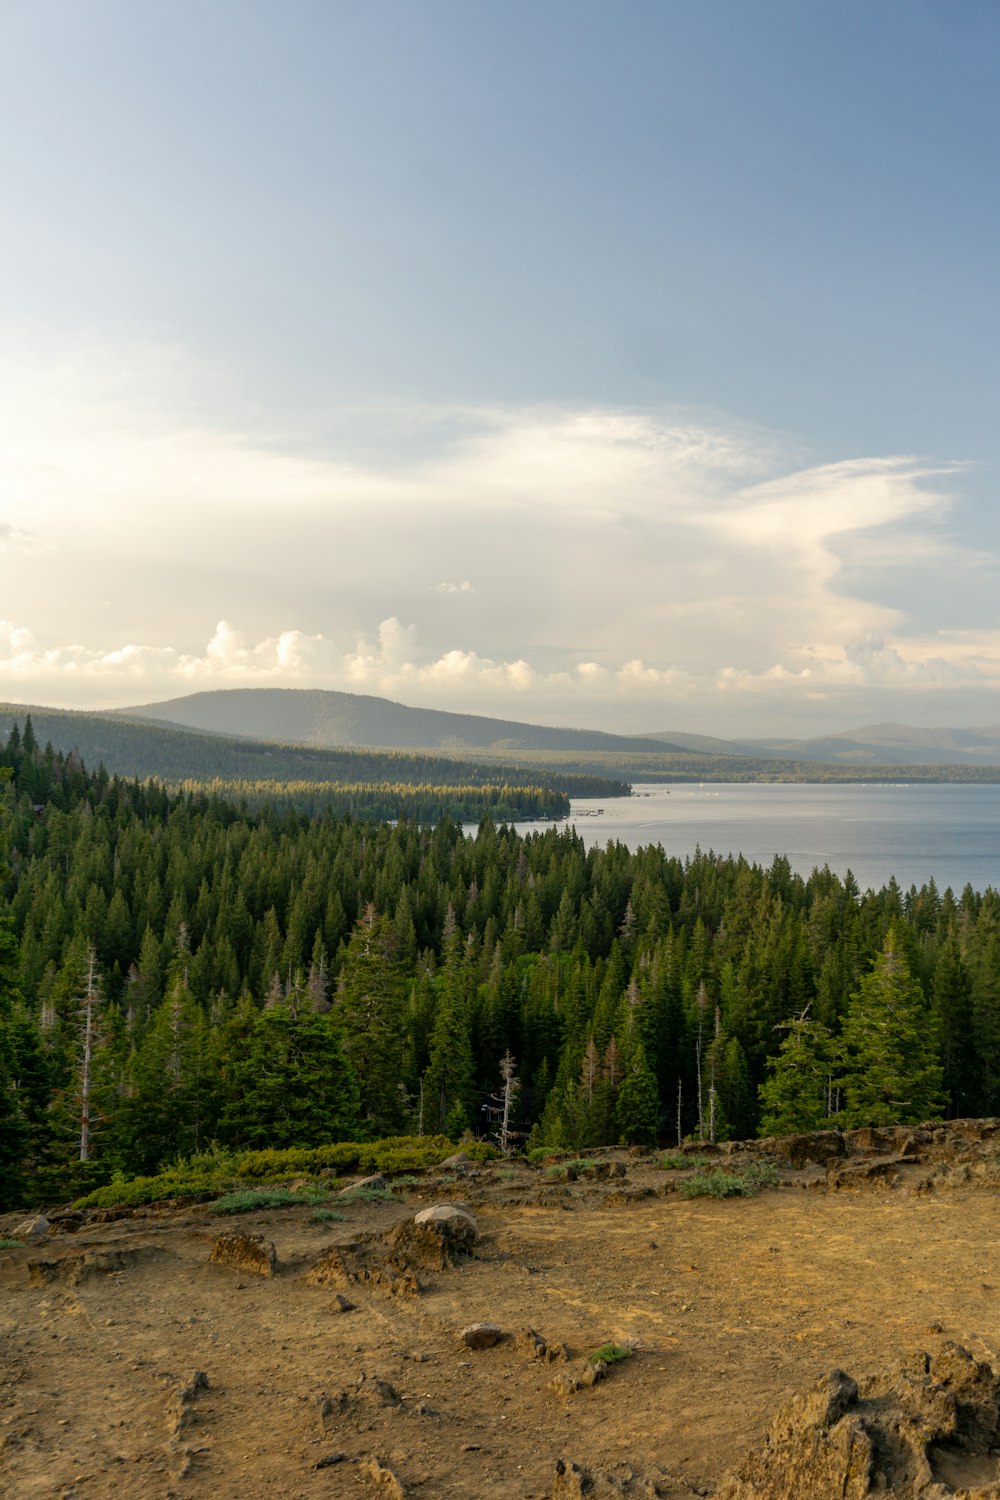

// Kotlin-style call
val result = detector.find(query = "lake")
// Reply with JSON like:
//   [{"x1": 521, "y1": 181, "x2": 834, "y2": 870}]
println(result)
[{"x1": 509, "y1": 783, "x2": 1000, "y2": 895}]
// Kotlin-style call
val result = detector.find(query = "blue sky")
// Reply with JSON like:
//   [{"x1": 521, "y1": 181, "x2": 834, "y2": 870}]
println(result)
[{"x1": 2, "y1": 0, "x2": 999, "y2": 734}]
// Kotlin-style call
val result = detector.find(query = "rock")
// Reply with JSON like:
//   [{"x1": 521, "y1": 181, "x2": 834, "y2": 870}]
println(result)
[
  {"x1": 209, "y1": 1233, "x2": 276, "y2": 1277},
  {"x1": 356, "y1": 1373, "x2": 401, "y2": 1407},
  {"x1": 550, "y1": 1371, "x2": 584, "y2": 1398},
  {"x1": 715, "y1": 1344, "x2": 1000, "y2": 1499},
  {"x1": 362, "y1": 1456, "x2": 406, "y2": 1497},
  {"x1": 826, "y1": 1159, "x2": 902, "y2": 1191},
  {"x1": 552, "y1": 1457, "x2": 593, "y2": 1496},
  {"x1": 166, "y1": 1371, "x2": 209, "y2": 1436},
  {"x1": 515, "y1": 1327, "x2": 548, "y2": 1360},
  {"x1": 438, "y1": 1151, "x2": 471, "y2": 1169},
  {"x1": 461, "y1": 1322, "x2": 503, "y2": 1349},
  {"x1": 388, "y1": 1204, "x2": 478, "y2": 1271},
  {"x1": 549, "y1": 1365, "x2": 599, "y2": 1397},
  {"x1": 307, "y1": 1247, "x2": 352, "y2": 1288},
  {"x1": 330, "y1": 1292, "x2": 355, "y2": 1314},
  {"x1": 775, "y1": 1131, "x2": 846, "y2": 1169},
  {"x1": 339, "y1": 1173, "x2": 386, "y2": 1196},
  {"x1": 314, "y1": 1452, "x2": 346, "y2": 1469},
  {"x1": 579, "y1": 1161, "x2": 627, "y2": 1181},
  {"x1": 12, "y1": 1215, "x2": 49, "y2": 1241},
  {"x1": 413, "y1": 1203, "x2": 478, "y2": 1237}
]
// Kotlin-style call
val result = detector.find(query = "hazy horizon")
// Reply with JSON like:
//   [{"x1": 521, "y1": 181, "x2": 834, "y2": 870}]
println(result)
[{"x1": 4, "y1": 2, "x2": 1000, "y2": 738}]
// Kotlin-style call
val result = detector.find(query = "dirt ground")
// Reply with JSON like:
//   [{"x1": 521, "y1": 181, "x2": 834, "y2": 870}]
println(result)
[{"x1": 2, "y1": 1131, "x2": 1000, "y2": 1500}]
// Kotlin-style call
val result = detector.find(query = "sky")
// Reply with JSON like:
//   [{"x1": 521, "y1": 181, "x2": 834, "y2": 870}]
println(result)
[{"x1": 2, "y1": 0, "x2": 1000, "y2": 737}]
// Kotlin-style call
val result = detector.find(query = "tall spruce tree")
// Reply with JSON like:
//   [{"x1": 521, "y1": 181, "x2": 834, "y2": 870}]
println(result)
[
  {"x1": 838, "y1": 929, "x2": 944, "y2": 1127},
  {"x1": 757, "y1": 1015, "x2": 834, "y2": 1136}
]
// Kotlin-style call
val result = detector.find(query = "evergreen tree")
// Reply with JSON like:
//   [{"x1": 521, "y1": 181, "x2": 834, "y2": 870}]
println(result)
[
  {"x1": 615, "y1": 1042, "x2": 659, "y2": 1145},
  {"x1": 336, "y1": 904, "x2": 407, "y2": 1134},
  {"x1": 838, "y1": 930, "x2": 944, "y2": 1127},
  {"x1": 424, "y1": 911, "x2": 476, "y2": 1135},
  {"x1": 758, "y1": 1015, "x2": 835, "y2": 1136},
  {"x1": 221, "y1": 1004, "x2": 360, "y2": 1147}
]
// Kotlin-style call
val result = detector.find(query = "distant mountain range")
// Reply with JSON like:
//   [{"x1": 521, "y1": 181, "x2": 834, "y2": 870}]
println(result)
[
  {"x1": 118, "y1": 690, "x2": 1000, "y2": 769},
  {"x1": 114, "y1": 688, "x2": 684, "y2": 755},
  {"x1": 3, "y1": 690, "x2": 1000, "y2": 787},
  {"x1": 646, "y1": 722, "x2": 1000, "y2": 767}
]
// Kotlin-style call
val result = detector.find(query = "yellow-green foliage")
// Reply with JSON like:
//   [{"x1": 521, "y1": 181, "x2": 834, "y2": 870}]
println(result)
[{"x1": 73, "y1": 1135, "x2": 498, "y2": 1211}]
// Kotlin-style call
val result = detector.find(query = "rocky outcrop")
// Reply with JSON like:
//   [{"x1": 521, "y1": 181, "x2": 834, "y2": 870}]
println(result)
[
  {"x1": 387, "y1": 1204, "x2": 479, "y2": 1271},
  {"x1": 209, "y1": 1232, "x2": 276, "y2": 1276},
  {"x1": 715, "y1": 1344, "x2": 1000, "y2": 1498}
]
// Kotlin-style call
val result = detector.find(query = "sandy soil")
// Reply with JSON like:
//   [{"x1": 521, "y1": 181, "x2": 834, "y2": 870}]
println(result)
[{"x1": 2, "y1": 1142, "x2": 999, "y2": 1500}]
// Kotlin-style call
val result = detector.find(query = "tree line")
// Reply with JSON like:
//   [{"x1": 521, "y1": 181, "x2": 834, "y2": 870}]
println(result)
[{"x1": 1, "y1": 721, "x2": 999, "y2": 1209}]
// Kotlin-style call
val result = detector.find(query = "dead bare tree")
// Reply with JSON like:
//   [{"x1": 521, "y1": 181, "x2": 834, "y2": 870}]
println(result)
[
  {"x1": 499, "y1": 1051, "x2": 520, "y2": 1156},
  {"x1": 78, "y1": 944, "x2": 101, "y2": 1163}
]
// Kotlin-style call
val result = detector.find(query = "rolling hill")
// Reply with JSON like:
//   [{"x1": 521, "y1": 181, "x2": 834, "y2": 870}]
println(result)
[{"x1": 115, "y1": 688, "x2": 687, "y2": 755}]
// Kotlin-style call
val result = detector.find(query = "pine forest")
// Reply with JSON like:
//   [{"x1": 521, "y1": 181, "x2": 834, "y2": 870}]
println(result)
[{"x1": 1, "y1": 720, "x2": 998, "y2": 1212}]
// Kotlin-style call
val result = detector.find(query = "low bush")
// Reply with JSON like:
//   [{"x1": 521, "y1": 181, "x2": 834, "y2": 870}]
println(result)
[
  {"x1": 659, "y1": 1151, "x2": 712, "y2": 1171},
  {"x1": 72, "y1": 1135, "x2": 498, "y2": 1212},
  {"x1": 0, "y1": 1237, "x2": 26, "y2": 1249},
  {"x1": 310, "y1": 1208, "x2": 346, "y2": 1223},
  {"x1": 590, "y1": 1342, "x2": 633, "y2": 1366},
  {"x1": 338, "y1": 1183, "x2": 395, "y2": 1204},
  {"x1": 678, "y1": 1162, "x2": 780, "y2": 1199},
  {"x1": 209, "y1": 1188, "x2": 328, "y2": 1215},
  {"x1": 74, "y1": 1169, "x2": 237, "y2": 1210}
]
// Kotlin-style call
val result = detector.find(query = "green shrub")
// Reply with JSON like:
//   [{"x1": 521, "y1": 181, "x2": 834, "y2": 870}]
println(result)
[
  {"x1": 310, "y1": 1208, "x2": 346, "y2": 1223},
  {"x1": 590, "y1": 1342, "x2": 633, "y2": 1366},
  {"x1": 678, "y1": 1162, "x2": 780, "y2": 1199},
  {"x1": 210, "y1": 1188, "x2": 328, "y2": 1215},
  {"x1": 71, "y1": 1134, "x2": 489, "y2": 1213},
  {"x1": 659, "y1": 1151, "x2": 712, "y2": 1171},
  {"x1": 338, "y1": 1184, "x2": 395, "y2": 1204},
  {"x1": 74, "y1": 1170, "x2": 235, "y2": 1210},
  {"x1": 0, "y1": 1237, "x2": 25, "y2": 1249}
]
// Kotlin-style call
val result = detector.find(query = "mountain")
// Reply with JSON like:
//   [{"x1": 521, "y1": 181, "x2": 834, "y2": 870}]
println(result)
[
  {"x1": 114, "y1": 688, "x2": 688, "y2": 755},
  {"x1": 743, "y1": 723, "x2": 1000, "y2": 766},
  {"x1": 0, "y1": 703, "x2": 624, "y2": 798},
  {"x1": 639, "y1": 722, "x2": 1000, "y2": 767}
]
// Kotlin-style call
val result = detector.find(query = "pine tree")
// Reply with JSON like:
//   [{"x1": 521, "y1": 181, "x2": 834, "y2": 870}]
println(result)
[
  {"x1": 336, "y1": 904, "x2": 407, "y2": 1134},
  {"x1": 758, "y1": 1014, "x2": 835, "y2": 1136},
  {"x1": 838, "y1": 930, "x2": 945, "y2": 1127},
  {"x1": 424, "y1": 911, "x2": 476, "y2": 1135},
  {"x1": 221, "y1": 1004, "x2": 360, "y2": 1148},
  {"x1": 615, "y1": 1042, "x2": 659, "y2": 1145}
]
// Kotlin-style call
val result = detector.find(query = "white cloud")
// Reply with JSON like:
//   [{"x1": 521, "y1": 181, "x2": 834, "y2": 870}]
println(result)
[{"x1": 3, "y1": 331, "x2": 1000, "y2": 732}]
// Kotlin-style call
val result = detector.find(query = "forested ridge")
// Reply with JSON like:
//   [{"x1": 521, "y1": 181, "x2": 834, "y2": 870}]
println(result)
[
  {"x1": 0, "y1": 704, "x2": 627, "y2": 802},
  {"x1": 1, "y1": 719, "x2": 999, "y2": 1212}
]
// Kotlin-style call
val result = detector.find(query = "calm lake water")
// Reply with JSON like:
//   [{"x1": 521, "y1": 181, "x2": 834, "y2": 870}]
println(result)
[{"x1": 509, "y1": 783, "x2": 1000, "y2": 895}]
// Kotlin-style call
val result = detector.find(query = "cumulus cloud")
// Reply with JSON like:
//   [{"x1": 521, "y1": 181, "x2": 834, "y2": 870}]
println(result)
[{"x1": 3, "y1": 331, "x2": 1000, "y2": 731}]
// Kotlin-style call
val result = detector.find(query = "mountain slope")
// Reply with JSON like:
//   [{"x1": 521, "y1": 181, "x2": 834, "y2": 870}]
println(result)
[
  {"x1": 0, "y1": 703, "x2": 625, "y2": 798},
  {"x1": 115, "y1": 687, "x2": 688, "y2": 755}
]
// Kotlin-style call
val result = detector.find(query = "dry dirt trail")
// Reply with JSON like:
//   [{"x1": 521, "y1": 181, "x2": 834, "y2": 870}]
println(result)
[{"x1": 2, "y1": 1125, "x2": 1000, "y2": 1499}]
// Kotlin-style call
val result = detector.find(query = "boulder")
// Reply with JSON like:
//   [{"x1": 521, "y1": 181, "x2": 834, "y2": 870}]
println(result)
[
  {"x1": 460, "y1": 1322, "x2": 503, "y2": 1349},
  {"x1": 414, "y1": 1203, "x2": 478, "y2": 1237},
  {"x1": 389, "y1": 1204, "x2": 479, "y2": 1271},
  {"x1": 12, "y1": 1215, "x2": 49, "y2": 1242}
]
